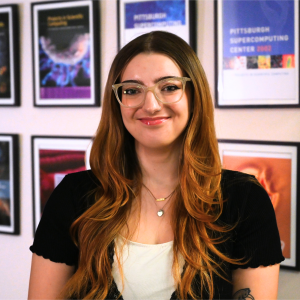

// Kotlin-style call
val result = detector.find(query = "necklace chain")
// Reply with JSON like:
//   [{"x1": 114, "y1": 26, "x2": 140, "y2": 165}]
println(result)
[{"x1": 142, "y1": 183, "x2": 176, "y2": 217}]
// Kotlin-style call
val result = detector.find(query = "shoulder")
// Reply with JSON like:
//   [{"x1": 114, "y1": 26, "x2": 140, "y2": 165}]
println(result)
[
  {"x1": 57, "y1": 169, "x2": 99, "y2": 198},
  {"x1": 221, "y1": 169, "x2": 267, "y2": 202},
  {"x1": 219, "y1": 170, "x2": 284, "y2": 268},
  {"x1": 220, "y1": 169, "x2": 272, "y2": 222},
  {"x1": 62, "y1": 169, "x2": 99, "y2": 189},
  {"x1": 30, "y1": 170, "x2": 100, "y2": 265},
  {"x1": 221, "y1": 169, "x2": 256, "y2": 191},
  {"x1": 43, "y1": 170, "x2": 100, "y2": 219}
]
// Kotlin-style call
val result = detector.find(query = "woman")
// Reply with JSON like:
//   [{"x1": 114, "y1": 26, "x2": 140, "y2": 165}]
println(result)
[{"x1": 28, "y1": 31, "x2": 284, "y2": 300}]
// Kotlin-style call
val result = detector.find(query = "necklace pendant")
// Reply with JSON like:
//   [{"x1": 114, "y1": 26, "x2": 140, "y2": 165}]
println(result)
[
  {"x1": 156, "y1": 198, "x2": 165, "y2": 202},
  {"x1": 157, "y1": 209, "x2": 164, "y2": 217}
]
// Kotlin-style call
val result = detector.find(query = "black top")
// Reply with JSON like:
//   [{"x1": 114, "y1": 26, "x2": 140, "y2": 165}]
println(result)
[{"x1": 30, "y1": 169, "x2": 284, "y2": 299}]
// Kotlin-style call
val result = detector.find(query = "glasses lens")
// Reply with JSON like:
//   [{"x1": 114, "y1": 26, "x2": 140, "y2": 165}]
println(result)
[
  {"x1": 155, "y1": 79, "x2": 184, "y2": 103},
  {"x1": 118, "y1": 83, "x2": 144, "y2": 107}
]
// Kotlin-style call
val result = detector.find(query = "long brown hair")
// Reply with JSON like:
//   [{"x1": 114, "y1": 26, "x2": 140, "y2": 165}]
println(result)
[{"x1": 61, "y1": 31, "x2": 240, "y2": 300}]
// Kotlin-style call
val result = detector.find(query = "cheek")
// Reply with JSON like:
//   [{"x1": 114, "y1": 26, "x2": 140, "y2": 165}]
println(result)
[
  {"x1": 120, "y1": 107, "x2": 126, "y2": 122},
  {"x1": 179, "y1": 96, "x2": 190, "y2": 122},
  {"x1": 180, "y1": 101, "x2": 191, "y2": 132},
  {"x1": 120, "y1": 109, "x2": 129, "y2": 128},
  {"x1": 120, "y1": 107, "x2": 136, "y2": 133},
  {"x1": 185, "y1": 88, "x2": 193, "y2": 115}
]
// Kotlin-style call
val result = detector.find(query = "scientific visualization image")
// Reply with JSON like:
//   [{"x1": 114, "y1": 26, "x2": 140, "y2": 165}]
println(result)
[
  {"x1": 37, "y1": 6, "x2": 91, "y2": 99},
  {"x1": 0, "y1": 141, "x2": 10, "y2": 227}
]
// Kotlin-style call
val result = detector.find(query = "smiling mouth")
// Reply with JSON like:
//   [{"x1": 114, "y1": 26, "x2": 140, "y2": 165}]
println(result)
[{"x1": 138, "y1": 117, "x2": 170, "y2": 126}]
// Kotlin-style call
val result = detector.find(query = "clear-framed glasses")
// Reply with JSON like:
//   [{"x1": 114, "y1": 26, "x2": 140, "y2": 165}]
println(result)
[{"x1": 112, "y1": 76, "x2": 191, "y2": 108}]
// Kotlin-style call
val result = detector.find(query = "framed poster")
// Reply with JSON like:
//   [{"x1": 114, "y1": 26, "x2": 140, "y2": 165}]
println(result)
[
  {"x1": 32, "y1": 136, "x2": 92, "y2": 232},
  {"x1": 31, "y1": 0, "x2": 100, "y2": 107},
  {"x1": 215, "y1": 0, "x2": 299, "y2": 108},
  {"x1": 0, "y1": 5, "x2": 20, "y2": 106},
  {"x1": 118, "y1": 0, "x2": 196, "y2": 50},
  {"x1": 218, "y1": 139, "x2": 300, "y2": 270},
  {"x1": 0, "y1": 134, "x2": 19, "y2": 235}
]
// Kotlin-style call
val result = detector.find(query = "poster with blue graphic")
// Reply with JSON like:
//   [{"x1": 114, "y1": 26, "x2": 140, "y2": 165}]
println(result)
[
  {"x1": 32, "y1": 1, "x2": 99, "y2": 106},
  {"x1": 216, "y1": 0, "x2": 299, "y2": 107},
  {"x1": 119, "y1": 0, "x2": 192, "y2": 49},
  {"x1": 0, "y1": 135, "x2": 18, "y2": 234},
  {"x1": 0, "y1": 141, "x2": 10, "y2": 230}
]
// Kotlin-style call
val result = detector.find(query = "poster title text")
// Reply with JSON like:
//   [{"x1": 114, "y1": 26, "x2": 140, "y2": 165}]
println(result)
[
  {"x1": 47, "y1": 14, "x2": 84, "y2": 27},
  {"x1": 229, "y1": 26, "x2": 290, "y2": 54}
]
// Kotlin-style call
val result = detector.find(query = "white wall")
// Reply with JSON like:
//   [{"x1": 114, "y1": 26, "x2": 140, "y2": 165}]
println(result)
[{"x1": 0, "y1": 0, "x2": 299, "y2": 299}]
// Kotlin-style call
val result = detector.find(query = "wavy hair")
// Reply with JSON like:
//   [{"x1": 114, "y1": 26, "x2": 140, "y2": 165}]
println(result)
[{"x1": 61, "y1": 31, "x2": 241, "y2": 300}]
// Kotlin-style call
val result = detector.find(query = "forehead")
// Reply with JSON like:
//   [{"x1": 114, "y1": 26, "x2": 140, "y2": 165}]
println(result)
[{"x1": 121, "y1": 52, "x2": 183, "y2": 82}]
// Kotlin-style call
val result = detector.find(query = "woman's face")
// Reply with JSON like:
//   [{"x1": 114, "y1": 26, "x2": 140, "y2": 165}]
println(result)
[{"x1": 119, "y1": 52, "x2": 191, "y2": 151}]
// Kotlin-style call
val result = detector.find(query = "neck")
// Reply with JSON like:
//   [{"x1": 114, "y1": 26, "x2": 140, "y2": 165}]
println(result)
[{"x1": 135, "y1": 141, "x2": 181, "y2": 195}]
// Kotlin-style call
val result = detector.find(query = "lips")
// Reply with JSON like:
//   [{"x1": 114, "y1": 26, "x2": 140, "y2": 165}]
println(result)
[{"x1": 138, "y1": 117, "x2": 169, "y2": 126}]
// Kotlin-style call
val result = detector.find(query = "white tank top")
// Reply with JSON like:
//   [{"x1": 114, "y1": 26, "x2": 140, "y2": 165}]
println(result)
[{"x1": 112, "y1": 236, "x2": 184, "y2": 300}]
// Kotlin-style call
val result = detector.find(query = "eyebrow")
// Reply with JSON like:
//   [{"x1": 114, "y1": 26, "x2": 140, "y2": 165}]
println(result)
[{"x1": 121, "y1": 76, "x2": 178, "y2": 85}]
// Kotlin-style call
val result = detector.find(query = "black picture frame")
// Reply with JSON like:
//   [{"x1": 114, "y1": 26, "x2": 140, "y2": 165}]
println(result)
[
  {"x1": 31, "y1": 0, "x2": 100, "y2": 107},
  {"x1": 117, "y1": 0, "x2": 196, "y2": 51},
  {"x1": 0, "y1": 5, "x2": 20, "y2": 106},
  {"x1": 218, "y1": 139, "x2": 300, "y2": 270},
  {"x1": 214, "y1": 0, "x2": 299, "y2": 108},
  {"x1": 31, "y1": 135, "x2": 92, "y2": 233},
  {"x1": 0, "y1": 134, "x2": 19, "y2": 235}
]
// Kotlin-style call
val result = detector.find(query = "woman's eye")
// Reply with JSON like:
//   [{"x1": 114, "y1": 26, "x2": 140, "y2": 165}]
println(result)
[
  {"x1": 162, "y1": 85, "x2": 180, "y2": 92},
  {"x1": 123, "y1": 88, "x2": 138, "y2": 95}
]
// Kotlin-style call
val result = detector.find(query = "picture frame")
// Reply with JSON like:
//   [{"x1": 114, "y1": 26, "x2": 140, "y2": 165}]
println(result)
[
  {"x1": 215, "y1": 0, "x2": 299, "y2": 108},
  {"x1": 218, "y1": 139, "x2": 300, "y2": 270},
  {"x1": 117, "y1": 0, "x2": 196, "y2": 50},
  {"x1": 0, "y1": 134, "x2": 19, "y2": 235},
  {"x1": 31, "y1": 136, "x2": 92, "y2": 232},
  {"x1": 0, "y1": 5, "x2": 20, "y2": 106},
  {"x1": 31, "y1": 0, "x2": 100, "y2": 107}
]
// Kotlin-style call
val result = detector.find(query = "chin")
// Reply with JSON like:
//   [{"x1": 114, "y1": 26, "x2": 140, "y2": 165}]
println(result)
[{"x1": 135, "y1": 136, "x2": 181, "y2": 150}]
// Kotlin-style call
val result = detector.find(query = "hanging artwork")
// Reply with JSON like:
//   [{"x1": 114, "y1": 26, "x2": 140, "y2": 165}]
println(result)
[
  {"x1": 118, "y1": 0, "x2": 196, "y2": 50},
  {"x1": 31, "y1": 0, "x2": 100, "y2": 106},
  {"x1": 0, "y1": 134, "x2": 19, "y2": 235},
  {"x1": 0, "y1": 5, "x2": 20, "y2": 106},
  {"x1": 218, "y1": 139, "x2": 300, "y2": 270},
  {"x1": 32, "y1": 136, "x2": 92, "y2": 232},
  {"x1": 215, "y1": 0, "x2": 299, "y2": 107}
]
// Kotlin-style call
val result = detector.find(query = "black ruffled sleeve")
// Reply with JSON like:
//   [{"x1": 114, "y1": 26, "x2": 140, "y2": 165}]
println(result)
[
  {"x1": 30, "y1": 170, "x2": 98, "y2": 266},
  {"x1": 221, "y1": 170, "x2": 285, "y2": 269}
]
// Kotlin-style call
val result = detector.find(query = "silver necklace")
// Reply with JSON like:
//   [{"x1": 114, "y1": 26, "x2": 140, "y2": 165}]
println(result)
[{"x1": 143, "y1": 184, "x2": 176, "y2": 217}]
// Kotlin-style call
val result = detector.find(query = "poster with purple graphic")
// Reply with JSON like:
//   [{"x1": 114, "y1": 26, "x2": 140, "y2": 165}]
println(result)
[
  {"x1": 32, "y1": 1, "x2": 100, "y2": 106},
  {"x1": 0, "y1": 5, "x2": 19, "y2": 106},
  {"x1": 215, "y1": 0, "x2": 299, "y2": 107},
  {"x1": 118, "y1": 0, "x2": 195, "y2": 50}
]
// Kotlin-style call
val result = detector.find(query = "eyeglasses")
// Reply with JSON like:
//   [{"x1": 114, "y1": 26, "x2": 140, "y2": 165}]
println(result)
[{"x1": 112, "y1": 76, "x2": 191, "y2": 108}]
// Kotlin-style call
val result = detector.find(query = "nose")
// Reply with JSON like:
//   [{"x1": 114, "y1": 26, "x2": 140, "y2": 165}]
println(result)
[{"x1": 142, "y1": 90, "x2": 162, "y2": 114}]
